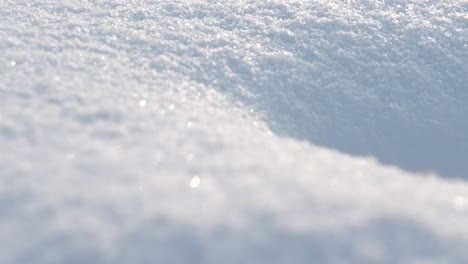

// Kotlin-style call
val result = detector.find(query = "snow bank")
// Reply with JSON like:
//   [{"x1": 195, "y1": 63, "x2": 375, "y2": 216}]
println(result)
[{"x1": 1, "y1": 0, "x2": 468, "y2": 263}]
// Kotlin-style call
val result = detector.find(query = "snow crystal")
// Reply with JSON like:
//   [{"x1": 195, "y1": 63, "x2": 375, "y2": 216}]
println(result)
[{"x1": 190, "y1": 176, "x2": 201, "y2": 189}]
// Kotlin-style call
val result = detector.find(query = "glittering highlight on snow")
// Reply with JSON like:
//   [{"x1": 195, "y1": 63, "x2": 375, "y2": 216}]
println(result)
[
  {"x1": 190, "y1": 176, "x2": 201, "y2": 189},
  {"x1": 453, "y1": 196, "x2": 467, "y2": 212}
]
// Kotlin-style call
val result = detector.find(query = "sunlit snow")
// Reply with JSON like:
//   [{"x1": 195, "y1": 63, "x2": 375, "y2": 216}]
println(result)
[{"x1": 1, "y1": 0, "x2": 468, "y2": 263}]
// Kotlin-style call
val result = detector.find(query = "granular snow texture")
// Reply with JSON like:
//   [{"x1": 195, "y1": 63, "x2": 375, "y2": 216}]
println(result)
[{"x1": 1, "y1": 1, "x2": 468, "y2": 263}]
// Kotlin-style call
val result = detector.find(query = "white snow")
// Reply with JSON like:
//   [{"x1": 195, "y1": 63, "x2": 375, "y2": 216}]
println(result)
[{"x1": 1, "y1": 0, "x2": 468, "y2": 263}]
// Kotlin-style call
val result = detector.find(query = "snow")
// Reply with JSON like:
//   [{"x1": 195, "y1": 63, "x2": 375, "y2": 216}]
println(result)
[{"x1": 1, "y1": 0, "x2": 468, "y2": 263}]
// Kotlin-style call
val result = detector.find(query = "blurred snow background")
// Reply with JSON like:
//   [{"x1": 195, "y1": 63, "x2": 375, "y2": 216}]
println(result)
[{"x1": 1, "y1": 0, "x2": 468, "y2": 263}]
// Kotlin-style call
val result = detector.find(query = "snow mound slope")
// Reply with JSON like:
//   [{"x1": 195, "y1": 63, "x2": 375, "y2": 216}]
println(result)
[{"x1": 1, "y1": 0, "x2": 468, "y2": 263}]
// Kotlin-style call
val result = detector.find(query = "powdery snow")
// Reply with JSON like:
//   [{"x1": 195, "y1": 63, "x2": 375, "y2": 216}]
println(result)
[{"x1": 1, "y1": 0, "x2": 468, "y2": 263}]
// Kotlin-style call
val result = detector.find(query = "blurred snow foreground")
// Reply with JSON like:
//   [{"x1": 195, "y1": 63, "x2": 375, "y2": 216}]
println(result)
[{"x1": 1, "y1": 0, "x2": 468, "y2": 263}]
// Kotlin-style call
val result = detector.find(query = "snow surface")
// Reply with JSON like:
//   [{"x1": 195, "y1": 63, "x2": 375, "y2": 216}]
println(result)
[{"x1": 1, "y1": 0, "x2": 468, "y2": 263}]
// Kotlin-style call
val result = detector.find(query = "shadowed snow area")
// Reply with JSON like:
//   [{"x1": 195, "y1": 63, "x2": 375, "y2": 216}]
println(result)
[
  {"x1": 1, "y1": 0, "x2": 468, "y2": 263},
  {"x1": 147, "y1": 0, "x2": 468, "y2": 178}
]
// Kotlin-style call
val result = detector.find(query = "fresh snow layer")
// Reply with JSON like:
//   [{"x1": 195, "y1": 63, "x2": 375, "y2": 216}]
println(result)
[{"x1": 1, "y1": 0, "x2": 468, "y2": 263}]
